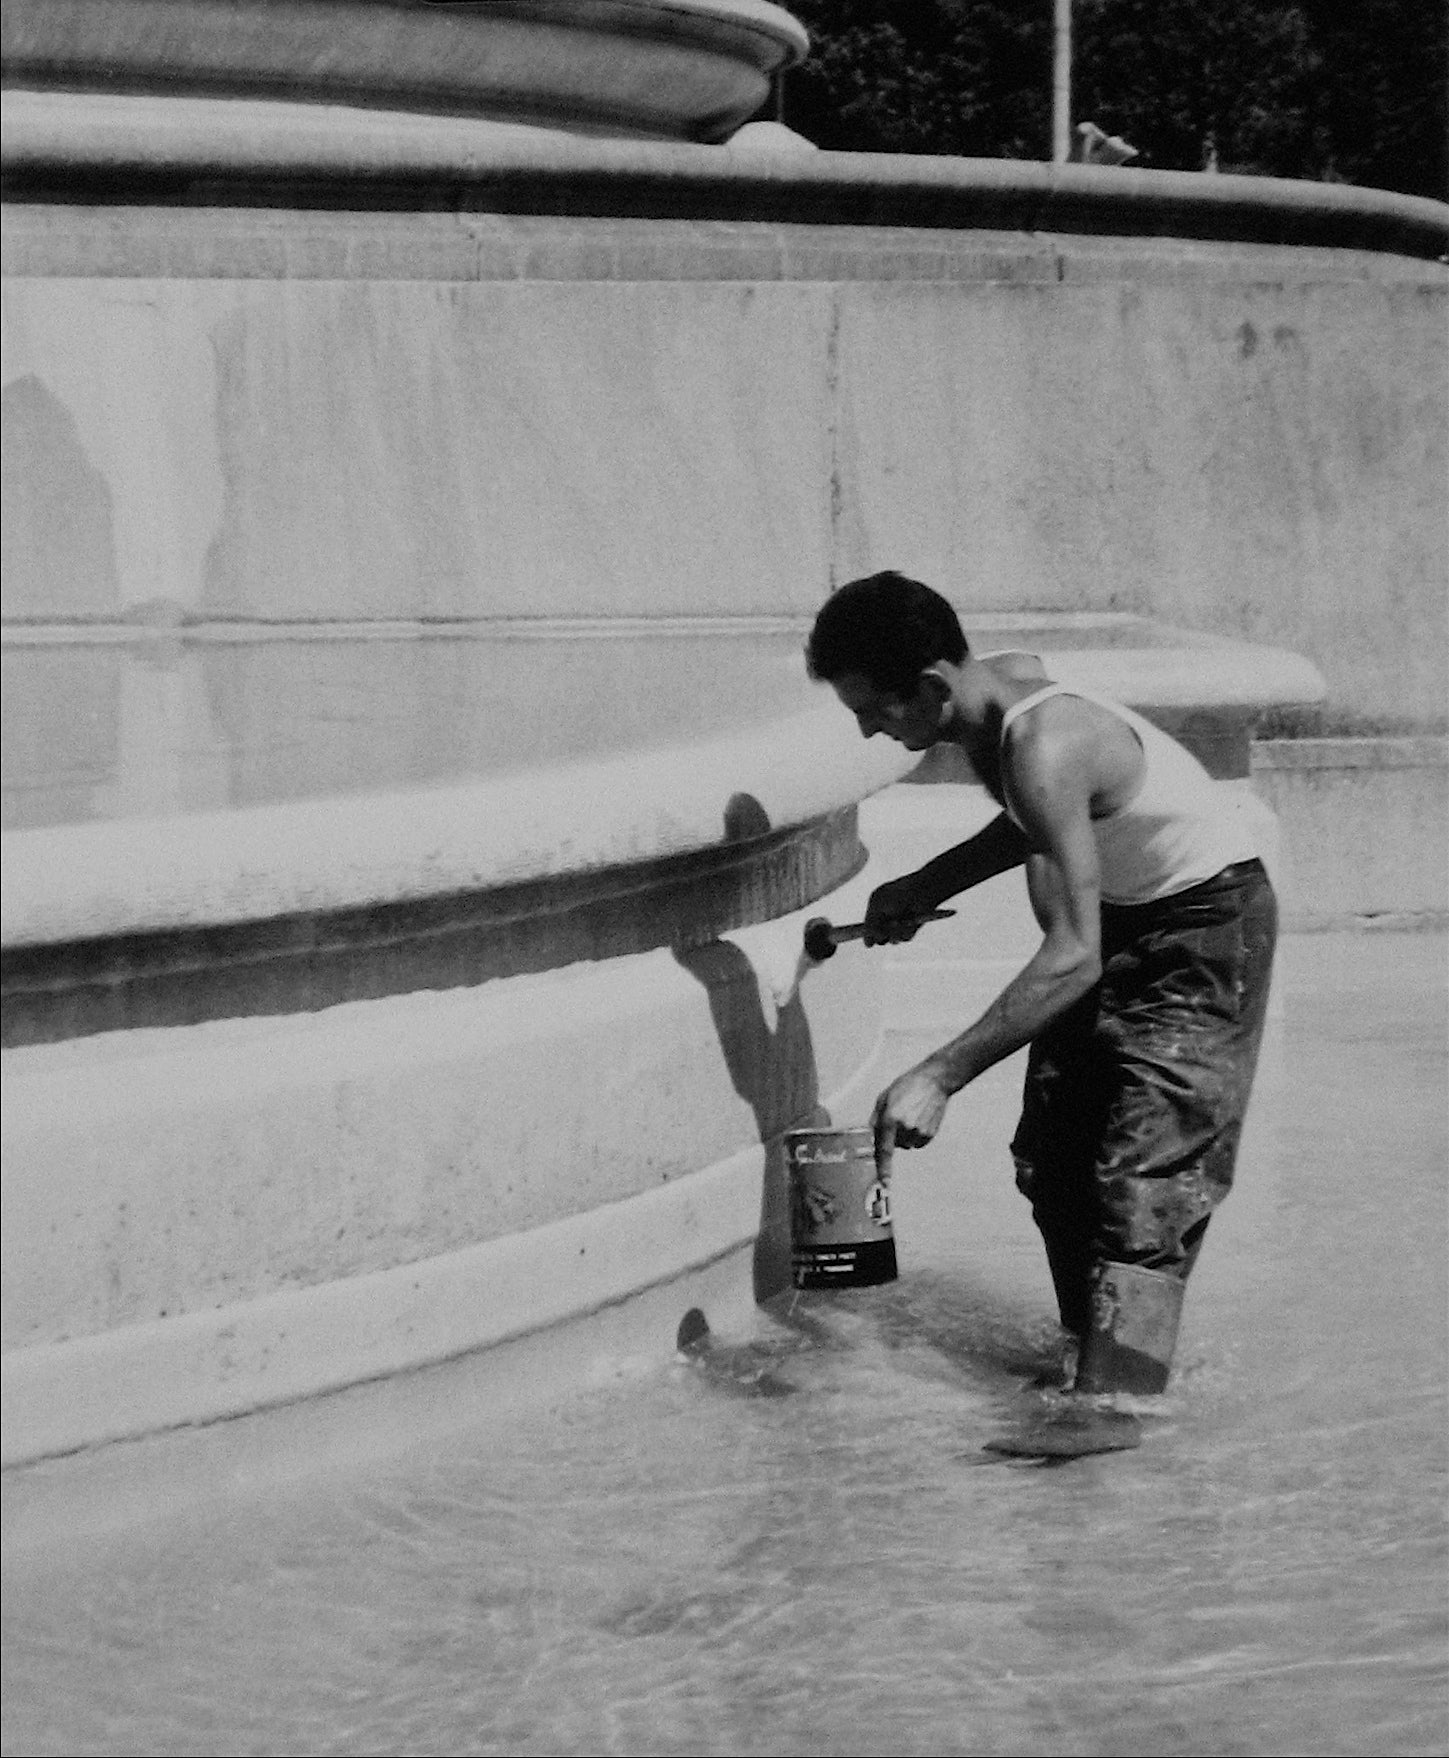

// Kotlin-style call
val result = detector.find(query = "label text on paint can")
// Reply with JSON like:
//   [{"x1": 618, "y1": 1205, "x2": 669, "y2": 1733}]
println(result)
[{"x1": 785, "y1": 1126, "x2": 898, "y2": 1289}]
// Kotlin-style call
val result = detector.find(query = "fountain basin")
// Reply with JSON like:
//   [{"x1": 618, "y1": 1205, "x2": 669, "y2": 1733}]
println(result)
[{"x1": 6, "y1": 80, "x2": 1441, "y2": 1467}]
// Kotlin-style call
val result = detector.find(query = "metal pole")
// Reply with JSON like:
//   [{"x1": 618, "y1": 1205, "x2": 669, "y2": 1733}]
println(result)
[{"x1": 1052, "y1": 0, "x2": 1071, "y2": 163}]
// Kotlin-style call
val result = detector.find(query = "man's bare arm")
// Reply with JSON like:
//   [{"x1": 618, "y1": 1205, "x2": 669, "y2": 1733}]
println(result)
[
  {"x1": 864, "y1": 812, "x2": 1031, "y2": 942},
  {"x1": 927, "y1": 839, "x2": 1100, "y2": 1093},
  {"x1": 871, "y1": 722, "x2": 1103, "y2": 1167}
]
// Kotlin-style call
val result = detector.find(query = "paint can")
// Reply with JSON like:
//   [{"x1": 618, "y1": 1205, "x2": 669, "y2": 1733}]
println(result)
[{"x1": 785, "y1": 1126, "x2": 897, "y2": 1289}]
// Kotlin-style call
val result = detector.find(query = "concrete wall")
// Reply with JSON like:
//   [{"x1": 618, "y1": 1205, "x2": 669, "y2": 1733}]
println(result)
[{"x1": 5, "y1": 199, "x2": 1444, "y2": 730}]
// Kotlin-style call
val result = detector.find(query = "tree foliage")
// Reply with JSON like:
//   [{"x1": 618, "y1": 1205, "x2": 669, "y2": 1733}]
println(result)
[{"x1": 779, "y1": 0, "x2": 1447, "y2": 200}]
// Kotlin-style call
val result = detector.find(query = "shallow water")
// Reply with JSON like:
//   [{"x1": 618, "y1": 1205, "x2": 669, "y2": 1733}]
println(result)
[{"x1": 3, "y1": 933, "x2": 1446, "y2": 1757}]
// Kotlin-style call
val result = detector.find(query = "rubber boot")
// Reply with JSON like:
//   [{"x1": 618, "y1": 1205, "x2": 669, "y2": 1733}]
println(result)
[{"x1": 1075, "y1": 1261, "x2": 1185, "y2": 1395}]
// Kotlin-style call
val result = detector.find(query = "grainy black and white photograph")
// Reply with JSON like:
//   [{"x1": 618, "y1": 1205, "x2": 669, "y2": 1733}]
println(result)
[{"x1": 1, "y1": 2, "x2": 1445, "y2": 1754}]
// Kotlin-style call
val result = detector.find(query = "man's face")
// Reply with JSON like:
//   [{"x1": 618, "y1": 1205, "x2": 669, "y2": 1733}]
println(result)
[{"x1": 830, "y1": 671, "x2": 942, "y2": 751}]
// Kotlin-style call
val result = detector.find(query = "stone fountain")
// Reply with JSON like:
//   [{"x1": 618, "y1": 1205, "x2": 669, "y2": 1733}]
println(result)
[{"x1": 3, "y1": 0, "x2": 1444, "y2": 1467}]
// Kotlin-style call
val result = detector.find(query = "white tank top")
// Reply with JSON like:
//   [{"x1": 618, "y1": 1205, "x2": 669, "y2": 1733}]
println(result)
[{"x1": 997, "y1": 681, "x2": 1260, "y2": 905}]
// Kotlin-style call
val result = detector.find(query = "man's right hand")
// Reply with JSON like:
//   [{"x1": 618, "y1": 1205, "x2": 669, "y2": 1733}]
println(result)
[{"x1": 863, "y1": 874, "x2": 938, "y2": 945}]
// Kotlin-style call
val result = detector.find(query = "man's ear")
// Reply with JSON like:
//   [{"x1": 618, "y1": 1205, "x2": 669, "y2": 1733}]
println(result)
[{"x1": 918, "y1": 666, "x2": 953, "y2": 708}]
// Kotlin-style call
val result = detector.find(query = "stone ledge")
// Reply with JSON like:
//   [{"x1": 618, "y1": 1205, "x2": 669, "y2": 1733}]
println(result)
[
  {"x1": 0, "y1": 809, "x2": 865, "y2": 1047},
  {"x1": 1252, "y1": 735, "x2": 1448, "y2": 771},
  {"x1": 5, "y1": 91, "x2": 1447, "y2": 261},
  {"x1": 11, "y1": 203, "x2": 1442, "y2": 287}
]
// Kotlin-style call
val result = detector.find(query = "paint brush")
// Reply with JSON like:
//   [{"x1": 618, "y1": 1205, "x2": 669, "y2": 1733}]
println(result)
[{"x1": 802, "y1": 909, "x2": 955, "y2": 963}]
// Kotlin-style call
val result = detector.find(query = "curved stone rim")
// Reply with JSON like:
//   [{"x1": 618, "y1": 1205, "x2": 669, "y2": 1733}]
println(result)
[
  {"x1": 4, "y1": 89, "x2": 1446, "y2": 260},
  {"x1": 0, "y1": 807, "x2": 869, "y2": 1047},
  {"x1": 0, "y1": 631, "x2": 1324, "y2": 978},
  {"x1": 0, "y1": 696, "x2": 914, "y2": 949},
  {"x1": 1, "y1": 0, "x2": 810, "y2": 143}
]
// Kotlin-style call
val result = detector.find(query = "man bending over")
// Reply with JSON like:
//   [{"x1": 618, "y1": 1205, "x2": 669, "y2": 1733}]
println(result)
[{"x1": 806, "y1": 571, "x2": 1277, "y2": 1395}]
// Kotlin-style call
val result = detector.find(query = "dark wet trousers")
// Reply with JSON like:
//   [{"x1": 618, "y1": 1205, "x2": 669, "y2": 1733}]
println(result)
[{"x1": 1011, "y1": 859, "x2": 1278, "y2": 1338}]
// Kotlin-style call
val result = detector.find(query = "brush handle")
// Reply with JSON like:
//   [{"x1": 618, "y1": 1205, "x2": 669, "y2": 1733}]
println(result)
[
  {"x1": 802, "y1": 909, "x2": 954, "y2": 961},
  {"x1": 828, "y1": 908, "x2": 955, "y2": 944}
]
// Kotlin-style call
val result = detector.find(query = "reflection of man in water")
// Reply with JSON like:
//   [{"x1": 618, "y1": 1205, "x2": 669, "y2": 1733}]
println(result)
[{"x1": 806, "y1": 572, "x2": 1278, "y2": 1395}]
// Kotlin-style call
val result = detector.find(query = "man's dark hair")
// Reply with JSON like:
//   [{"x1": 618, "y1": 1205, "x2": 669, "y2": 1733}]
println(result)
[{"x1": 805, "y1": 571, "x2": 969, "y2": 697}]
